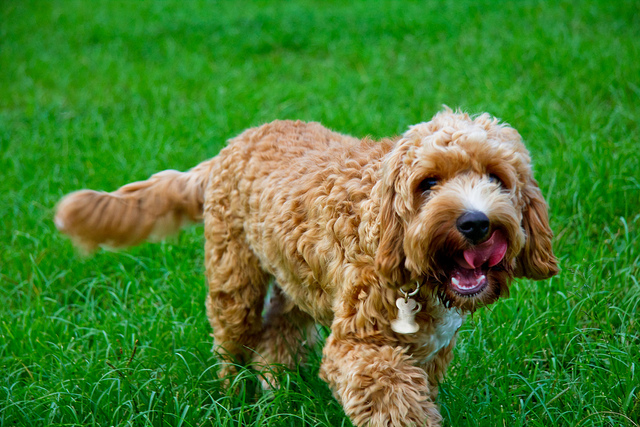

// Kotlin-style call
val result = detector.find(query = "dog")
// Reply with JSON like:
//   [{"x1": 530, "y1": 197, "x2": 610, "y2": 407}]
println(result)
[{"x1": 55, "y1": 109, "x2": 558, "y2": 426}]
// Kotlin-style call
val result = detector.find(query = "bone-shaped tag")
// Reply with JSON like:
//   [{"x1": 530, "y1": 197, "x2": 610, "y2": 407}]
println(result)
[{"x1": 391, "y1": 297, "x2": 422, "y2": 334}]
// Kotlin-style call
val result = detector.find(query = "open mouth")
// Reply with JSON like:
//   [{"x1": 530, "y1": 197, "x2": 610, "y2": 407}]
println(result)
[{"x1": 449, "y1": 230, "x2": 508, "y2": 296}]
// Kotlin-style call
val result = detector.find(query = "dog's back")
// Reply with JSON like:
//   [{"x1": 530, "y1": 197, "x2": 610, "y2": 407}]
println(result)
[{"x1": 54, "y1": 120, "x2": 371, "y2": 254}]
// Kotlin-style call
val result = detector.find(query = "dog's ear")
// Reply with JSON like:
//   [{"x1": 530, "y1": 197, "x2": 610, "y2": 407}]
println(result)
[
  {"x1": 376, "y1": 191, "x2": 405, "y2": 284},
  {"x1": 515, "y1": 178, "x2": 559, "y2": 280},
  {"x1": 375, "y1": 146, "x2": 411, "y2": 285}
]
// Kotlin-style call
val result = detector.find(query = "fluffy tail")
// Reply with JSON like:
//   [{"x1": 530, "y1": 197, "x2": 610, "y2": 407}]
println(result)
[{"x1": 55, "y1": 159, "x2": 215, "y2": 253}]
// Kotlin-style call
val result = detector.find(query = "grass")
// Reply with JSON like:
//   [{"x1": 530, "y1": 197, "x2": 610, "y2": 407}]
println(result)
[{"x1": 1, "y1": 0, "x2": 639, "y2": 425}]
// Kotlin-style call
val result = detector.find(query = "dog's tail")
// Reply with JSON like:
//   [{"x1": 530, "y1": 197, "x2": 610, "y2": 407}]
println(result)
[{"x1": 54, "y1": 159, "x2": 215, "y2": 253}]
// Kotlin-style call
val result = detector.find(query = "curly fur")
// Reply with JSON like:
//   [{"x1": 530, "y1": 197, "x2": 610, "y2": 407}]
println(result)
[{"x1": 55, "y1": 109, "x2": 558, "y2": 426}]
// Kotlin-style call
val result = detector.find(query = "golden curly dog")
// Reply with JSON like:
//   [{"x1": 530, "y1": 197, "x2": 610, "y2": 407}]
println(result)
[{"x1": 55, "y1": 109, "x2": 558, "y2": 427}]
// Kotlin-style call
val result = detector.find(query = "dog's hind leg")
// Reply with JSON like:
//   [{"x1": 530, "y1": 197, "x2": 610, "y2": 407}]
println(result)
[
  {"x1": 251, "y1": 285, "x2": 317, "y2": 389},
  {"x1": 204, "y1": 220, "x2": 270, "y2": 382}
]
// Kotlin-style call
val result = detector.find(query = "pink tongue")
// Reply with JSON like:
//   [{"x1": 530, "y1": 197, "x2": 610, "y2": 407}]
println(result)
[{"x1": 460, "y1": 230, "x2": 508, "y2": 269}]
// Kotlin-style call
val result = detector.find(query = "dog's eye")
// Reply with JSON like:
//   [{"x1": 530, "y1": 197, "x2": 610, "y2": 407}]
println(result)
[
  {"x1": 488, "y1": 174, "x2": 504, "y2": 187},
  {"x1": 417, "y1": 177, "x2": 439, "y2": 193}
]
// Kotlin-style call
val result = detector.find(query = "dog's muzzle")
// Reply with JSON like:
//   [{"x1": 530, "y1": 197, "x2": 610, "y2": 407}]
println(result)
[{"x1": 450, "y1": 229, "x2": 508, "y2": 295}]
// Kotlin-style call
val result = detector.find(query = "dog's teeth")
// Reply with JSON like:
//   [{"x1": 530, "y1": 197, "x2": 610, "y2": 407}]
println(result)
[
  {"x1": 476, "y1": 275, "x2": 486, "y2": 285},
  {"x1": 452, "y1": 277, "x2": 460, "y2": 286}
]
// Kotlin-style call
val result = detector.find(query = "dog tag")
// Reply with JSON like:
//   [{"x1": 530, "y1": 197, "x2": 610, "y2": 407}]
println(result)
[{"x1": 391, "y1": 297, "x2": 422, "y2": 334}]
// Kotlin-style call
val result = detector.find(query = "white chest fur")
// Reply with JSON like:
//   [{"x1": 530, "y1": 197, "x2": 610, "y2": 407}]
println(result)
[{"x1": 420, "y1": 306, "x2": 465, "y2": 362}]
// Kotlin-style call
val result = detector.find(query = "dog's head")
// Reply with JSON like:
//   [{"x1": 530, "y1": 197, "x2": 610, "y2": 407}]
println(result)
[{"x1": 375, "y1": 109, "x2": 558, "y2": 311}]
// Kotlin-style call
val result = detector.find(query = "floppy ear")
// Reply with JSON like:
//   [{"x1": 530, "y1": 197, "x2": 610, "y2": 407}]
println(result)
[
  {"x1": 375, "y1": 146, "x2": 412, "y2": 285},
  {"x1": 515, "y1": 178, "x2": 559, "y2": 280}
]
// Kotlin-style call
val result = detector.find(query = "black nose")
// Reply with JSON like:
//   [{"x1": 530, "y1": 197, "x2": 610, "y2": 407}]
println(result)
[{"x1": 456, "y1": 211, "x2": 490, "y2": 244}]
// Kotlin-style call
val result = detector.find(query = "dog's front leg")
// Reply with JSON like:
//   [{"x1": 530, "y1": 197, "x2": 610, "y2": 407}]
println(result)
[{"x1": 320, "y1": 334, "x2": 442, "y2": 427}]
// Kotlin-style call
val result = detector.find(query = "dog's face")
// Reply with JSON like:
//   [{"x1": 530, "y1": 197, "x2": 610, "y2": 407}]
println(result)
[{"x1": 375, "y1": 110, "x2": 558, "y2": 311}]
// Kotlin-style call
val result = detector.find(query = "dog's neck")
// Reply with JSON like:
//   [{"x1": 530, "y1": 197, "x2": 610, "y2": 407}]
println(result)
[{"x1": 419, "y1": 300, "x2": 466, "y2": 362}]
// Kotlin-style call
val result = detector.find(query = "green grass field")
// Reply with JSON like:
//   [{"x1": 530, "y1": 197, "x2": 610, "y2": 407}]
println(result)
[{"x1": 1, "y1": 1, "x2": 639, "y2": 426}]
